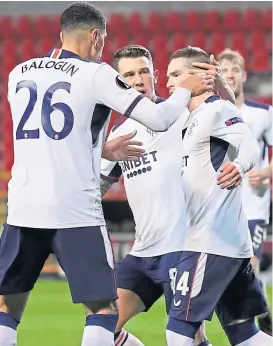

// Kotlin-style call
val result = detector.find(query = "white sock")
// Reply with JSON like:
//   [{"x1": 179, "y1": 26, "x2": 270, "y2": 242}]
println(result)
[
  {"x1": 235, "y1": 331, "x2": 273, "y2": 346},
  {"x1": 115, "y1": 330, "x2": 144, "y2": 346},
  {"x1": 81, "y1": 325, "x2": 114, "y2": 346},
  {"x1": 166, "y1": 329, "x2": 195, "y2": 346},
  {"x1": 0, "y1": 325, "x2": 17, "y2": 346}
]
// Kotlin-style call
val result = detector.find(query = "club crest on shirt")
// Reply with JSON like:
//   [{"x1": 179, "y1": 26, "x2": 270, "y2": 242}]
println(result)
[{"x1": 147, "y1": 128, "x2": 157, "y2": 137}]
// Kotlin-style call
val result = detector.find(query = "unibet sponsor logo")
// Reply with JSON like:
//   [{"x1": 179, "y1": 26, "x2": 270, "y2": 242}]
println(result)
[{"x1": 120, "y1": 151, "x2": 158, "y2": 179}]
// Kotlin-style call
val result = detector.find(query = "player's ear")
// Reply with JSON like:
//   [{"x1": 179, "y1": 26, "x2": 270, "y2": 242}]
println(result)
[
  {"x1": 153, "y1": 70, "x2": 159, "y2": 84},
  {"x1": 91, "y1": 29, "x2": 99, "y2": 46},
  {"x1": 60, "y1": 31, "x2": 64, "y2": 43}
]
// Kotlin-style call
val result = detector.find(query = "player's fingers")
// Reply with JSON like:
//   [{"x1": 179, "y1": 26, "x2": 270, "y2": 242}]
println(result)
[
  {"x1": 126, "y1": 146, "x2": 145, "y2": 154},
  {"x1": 218, "y1": 166, "x2": 233, "y2": 180},
  {"x1": 121, "y1": 130, "x2": 137, "y2": 141},
  {"x1": 125, "y1": 155, "x2": 140, "y2": 161},
  {"x1": 210, "y1": 54, "x2": 220, "y2": 66},
  {"x1": 217, "y1": 169, "x2": 237, "y2": 185},
  {"x1": 124, "y1": 140, "x2": 143, "y2": 147},
  {"x1": 192, "y1": 62, "x2": 217, "y2": 70},
  {"x1": 221, "y1": 174, "x2": 241, "y2": 189}
]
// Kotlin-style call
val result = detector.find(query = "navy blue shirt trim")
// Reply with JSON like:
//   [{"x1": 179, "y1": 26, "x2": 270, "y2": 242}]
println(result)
[
  {"x1": 43, "y1": 49, "x2": 102, "y2": 64},
  {"x1": 124, "y1": 94, "x2": 145, "y2": 117},
  {"x1": 205, "y1": 95, "x2": 221, "y2": 103},
  {"x1": 244, "y1": 99, "x2": 270, "y2": 111}
]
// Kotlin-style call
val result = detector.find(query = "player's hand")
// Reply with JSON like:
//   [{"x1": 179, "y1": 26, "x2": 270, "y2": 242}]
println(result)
[
  {"x1": 190, "y1": 54, "x2": 225, "y2": 90},
  {"x1": 248, "y1": 169, "x2": 266, "y2": 187},
  {"x1": 181, "y1": 74, "x2": 214, "y2": 97},
  {"x1": 102, "y1": 130, "x2": 145, "y2": 162},
  {"x1": 217, "y1": 162, "x2": 242, "y2": 189}
]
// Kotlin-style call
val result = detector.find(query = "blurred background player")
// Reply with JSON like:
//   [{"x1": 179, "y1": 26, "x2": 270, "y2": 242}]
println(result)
[
  {"x1": 0, "y1": 2, "x2": 211, "y2": 346},
  {"x1": 218, "y1": 49, "x2": 272, "y2": 335},
  {"x1": 165, "y1": 46, "x2": 271, "y2": 346},
  {"x1": 101, "y1": 44, "x2": 235, "y2": 346}
]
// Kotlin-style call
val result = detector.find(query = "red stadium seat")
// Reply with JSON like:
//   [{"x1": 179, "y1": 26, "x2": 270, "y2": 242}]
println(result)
[
  {"x1": 51, "y1": 15, "x2": 61, "y2": 37},
  {"x1": 203, "y1": 11, "x2": 221, "y2": 31},
  {"x1": 185, "y1": 11, "x2": 200, "y2": 31},
  {"x1": 127, "y1": 13, "x2": 144, "y2": 35},
  {"x1": 112, "y1": 36, "x2": 130, "y2": 53},
  {"x1": 20, "y1": 38, "x2": 36, "y2": 62},
  {"x1": 251, "y1": 51, "x2": 270, "y2": 72},
  {"x1": 134, "y1": 34, "x2": 149, "y2": 48},
  {"x1": 210, "y1": 33, "x2": 226, "y2": 55},
  {"x1": 2, "y1": 39, "x2": 16, "y2": 58},
  {"x1": 191, "y1": 32, "x2": 206, "y2": 49},
  {"x1": 223, "y1": 10, "x2": 240, "y2": 31},
  {"x1": 15, "y1": 16, "x2": 34, "y2": 37},
  {"x1": 152, "y1": 35, "x2": 168, "y2": 54},
  {"x1": 0, "y1": 17, "x2": 14, "y2": 38},
  {"x1": 145, "y1": 12, "x2": 164, "y2": 34},
  {"x1": 242, "y1": 9, "x2": 259, "y2": 30},
  {"x1": 37, "y1": 37, "x2": 54, "y2": 56},
  {"x1": 230, "y1": 32, "x2": 246, "y2": 52},
  {"x1": 153, "y1": 52, "x2": 168, "y2": 71},
  {"x1": 261, "y1": 8, "x2": 272, "y2": 30},
  {"x1": 108, "y1": 13, "x2": 126, "y2": 36},
  {"x1": 171, "y1": 34, "x2": 187, "y2": 52},
  {"x1": 34, "y1": 16, "x2": 52, "y2": 37},
  {"x1": 165, "y1": 12, "x2": 182, "y2": 33},
  {"x1": 249, "y1": 31, "x2": 266, "y2": 52}
]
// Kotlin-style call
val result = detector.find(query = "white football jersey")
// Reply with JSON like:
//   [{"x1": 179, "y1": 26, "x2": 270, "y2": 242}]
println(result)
[
  {"x1": 181, "y1": 95, "x2": 260, "y2": 258},
  {"x1": 7, "y1": 49, "x2": 191, "y2": 228},
  {"x1": 240, "y1": 100, "x2": 272, "y2": 223},
  {"x1": 101, "y1": 98, "x2": 190, "y2": 257}
]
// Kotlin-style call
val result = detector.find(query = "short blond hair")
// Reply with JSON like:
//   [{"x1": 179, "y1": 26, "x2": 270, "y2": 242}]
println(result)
[{"x1": 217, "y1": 49, "x2": 245, "y2": 70}]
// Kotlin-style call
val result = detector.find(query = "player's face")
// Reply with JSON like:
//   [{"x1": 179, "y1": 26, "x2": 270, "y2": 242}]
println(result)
[
  {"x1": 89, "y1": 28, "x2": 107, "y2": 61},
  {"x1": 220, "y1": 59, "x2": 246, "y2": 97},
  {"x1": 117, "y1": 57, "x2": 157, "y2": 99},
  {"x1": 166, "y1": 58, "x2": 191, "y2": 94}
]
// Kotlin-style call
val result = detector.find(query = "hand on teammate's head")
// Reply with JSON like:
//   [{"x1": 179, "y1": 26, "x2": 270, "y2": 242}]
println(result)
[{"x1": 181, "y1": 73, "x2": 214, "y2": 97}]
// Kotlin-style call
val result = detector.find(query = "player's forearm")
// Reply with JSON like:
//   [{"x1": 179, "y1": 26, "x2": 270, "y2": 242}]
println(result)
[
  {"x1": 100, "y1": 177, "x2": 115, "y2": 196},
  {"x1": 216, "y1": 83, "x2": 236, "y2": 105},
  {"x1": 233, "y1": 133, "x2": 260, "y2": 174},
  {"x1": 129, "y1": 88, "x2": 191, "y2": 131}
]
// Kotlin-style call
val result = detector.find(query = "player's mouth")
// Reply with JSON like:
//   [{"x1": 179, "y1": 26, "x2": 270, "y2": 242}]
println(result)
[
  {"x1": 227, "y1": 80, "x2": 235, "y2": 86},
  {"x1": 137, "y1": 89, "x2": 147, "y2": 95}
]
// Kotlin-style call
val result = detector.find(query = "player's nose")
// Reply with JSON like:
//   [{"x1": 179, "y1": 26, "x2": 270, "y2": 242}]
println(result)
[{"x1": 134, "y1": 73, "x2": 144, "y2": 86}]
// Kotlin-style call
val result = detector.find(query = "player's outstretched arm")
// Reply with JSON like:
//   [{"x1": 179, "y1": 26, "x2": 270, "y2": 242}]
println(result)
[
  {"x1": 212, "y1": 104, "x2": 260, "y2": 188},
  {"x1": 190, "y1": 54, "x2": 236, "y2": 105},
  {"x1": 93, "y1": 64, "x2": 212, "y2": 132}
]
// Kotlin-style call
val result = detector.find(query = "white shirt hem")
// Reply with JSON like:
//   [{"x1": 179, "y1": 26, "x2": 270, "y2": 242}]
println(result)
[{"x1": 6, "y1": 218, "x2": 106, "y2": 229}]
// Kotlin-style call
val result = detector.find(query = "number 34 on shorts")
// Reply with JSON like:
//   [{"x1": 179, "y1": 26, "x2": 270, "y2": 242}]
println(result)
[{"x1": 169, "y1": 268, "x2": 190, "y2": 305}]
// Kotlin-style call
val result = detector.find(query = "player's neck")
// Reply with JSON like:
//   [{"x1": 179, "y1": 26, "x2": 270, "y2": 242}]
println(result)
[
  {"x1": 236, "y1": 93, "x2": 245, "y2": 108},
  {"x1": 188, "y1": 92, "x2": 214, "y2": 112},
  {"x1": 61, "y1": 42, "x2": 91, "y2": 61}
]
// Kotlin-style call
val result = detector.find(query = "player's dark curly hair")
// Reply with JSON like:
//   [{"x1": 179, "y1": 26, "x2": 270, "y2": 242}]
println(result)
[
  {"x1": 113, "y1": 45, "x2": 153, "y2": 71},
  {"x1": 170, "y1": 46, "x2": 210, "y2": 66},
  {"x1": 60, "y1": 2, "x2": 106, "y2": 33}
]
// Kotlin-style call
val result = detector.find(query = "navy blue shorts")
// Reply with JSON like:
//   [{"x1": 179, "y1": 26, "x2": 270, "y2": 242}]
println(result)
[
  {"x1": 116, "y1": 252, "x2": 183, "y2": 313},
  {"x1": 248, "y1": 219, "x2": 267, "y2": 260},
  {"x1": 0, "y1": 223, "x2": 117, "y2": 304},
  {"x1": 169, "y1": 251, "x2": 269, "y2": 326}
]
